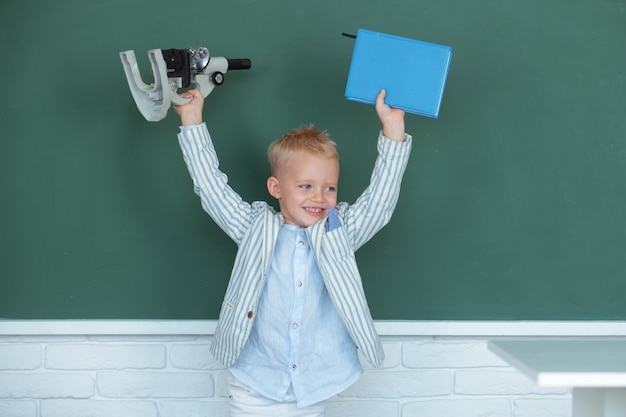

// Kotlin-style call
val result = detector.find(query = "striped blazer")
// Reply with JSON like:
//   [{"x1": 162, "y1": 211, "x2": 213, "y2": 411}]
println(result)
[{"x1": 178, "y1": 124, "x2": 412, "y2": 368}]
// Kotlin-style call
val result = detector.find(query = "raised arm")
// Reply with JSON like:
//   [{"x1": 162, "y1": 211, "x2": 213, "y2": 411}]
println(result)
[
  {"x1": 174, "y1": 90, "x2": 258, "y2": 245},
  {"x1": 338, "y1": 91, "x2": 412, "y2": 250}
]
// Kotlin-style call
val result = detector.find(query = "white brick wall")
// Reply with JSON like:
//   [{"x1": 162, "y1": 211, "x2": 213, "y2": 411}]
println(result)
[{"x1": 0, "y1": 331, "x2": 573, "y2": 417}]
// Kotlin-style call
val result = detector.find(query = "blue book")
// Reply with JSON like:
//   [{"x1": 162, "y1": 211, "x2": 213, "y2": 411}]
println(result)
[{"x1": 344, "y1": 29, "x2": 452, "y2": 118}]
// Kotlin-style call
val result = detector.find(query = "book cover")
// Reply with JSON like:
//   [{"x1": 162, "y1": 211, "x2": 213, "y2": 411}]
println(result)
[{"x1": 344, "y1": 29, "x2": 453, "y2": 118}]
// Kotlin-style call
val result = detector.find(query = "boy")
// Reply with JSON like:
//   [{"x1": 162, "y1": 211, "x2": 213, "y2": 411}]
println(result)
[{"x1": 174, "y1": 88, "x2": 412, "y2": 416}]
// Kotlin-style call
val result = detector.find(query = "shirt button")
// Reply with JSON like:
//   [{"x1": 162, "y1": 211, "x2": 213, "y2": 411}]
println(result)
[
  {"x1": 291, "y1": 364, "x2": 297, "y2": 370},
  {"x1": 296, "y1": 280, "x2": 303, "y2": 287},
  {"x1": 292, "y1": 323, "x2": 299, "y2": 329},
  {"x1": 247, "y1": 311, "x2": 253, "y2": 319},
  {"x1": 297, "y1": 240, "x2": 304, "y2": 247}
]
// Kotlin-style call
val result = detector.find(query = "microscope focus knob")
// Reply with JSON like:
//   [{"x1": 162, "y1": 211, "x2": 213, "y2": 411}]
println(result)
[{"x1": 211, "y1": 72, "x2": 225, "y2": 86}]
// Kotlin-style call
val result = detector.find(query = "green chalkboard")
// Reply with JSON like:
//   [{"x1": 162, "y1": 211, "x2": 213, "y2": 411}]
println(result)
[{"x1": 1, "y1": 0, "x2": 625, "y2": 319}]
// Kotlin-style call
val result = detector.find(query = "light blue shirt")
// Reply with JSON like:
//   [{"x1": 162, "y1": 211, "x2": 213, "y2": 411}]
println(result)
[{"x1": 229, "y1": 223, "x2": 362, "y2": 407}]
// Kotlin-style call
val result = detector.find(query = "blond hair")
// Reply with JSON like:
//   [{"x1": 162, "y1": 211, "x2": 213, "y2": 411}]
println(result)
[{"x1": 268, "y1": 124, "x2": 339, "y2": 175}]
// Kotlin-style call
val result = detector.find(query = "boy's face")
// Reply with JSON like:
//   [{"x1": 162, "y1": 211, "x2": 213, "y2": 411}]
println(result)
[{"x1": 267, "y1": 150, "x2": 339, "y2": 228}]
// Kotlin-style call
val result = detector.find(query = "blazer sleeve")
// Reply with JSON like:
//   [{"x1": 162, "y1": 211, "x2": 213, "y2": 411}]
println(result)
[
  {"x1": 177, "y1": 124, "x2": 263, "y2": 245},
  {"x1": 337, "y1": 131, "x2": 412, "y2": 251}
]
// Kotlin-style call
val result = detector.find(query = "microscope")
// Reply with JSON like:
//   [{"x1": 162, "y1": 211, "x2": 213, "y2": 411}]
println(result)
[{"x1": 120, "y1": 47, "x2": 251, "y2": 121}]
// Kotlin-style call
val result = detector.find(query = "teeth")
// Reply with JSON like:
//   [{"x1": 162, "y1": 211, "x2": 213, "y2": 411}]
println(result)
[{"x1": 306, "y1": 207, "x2": 322, "y2": 213}]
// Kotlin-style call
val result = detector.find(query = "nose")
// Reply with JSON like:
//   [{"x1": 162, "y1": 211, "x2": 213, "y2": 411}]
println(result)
[{"x1": 311, "y1": 188, "x2": 324, "y2": 203}]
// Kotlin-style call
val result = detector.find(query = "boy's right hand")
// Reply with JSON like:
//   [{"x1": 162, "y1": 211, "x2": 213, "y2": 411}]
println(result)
[{"x1": 173, "y1": 89, "x2": 204, "y2": 126}]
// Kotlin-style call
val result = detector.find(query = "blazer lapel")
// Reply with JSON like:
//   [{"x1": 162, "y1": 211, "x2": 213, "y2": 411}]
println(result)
[{"x1": 261, "y1": 209, "x2": 282, "y2": 274}]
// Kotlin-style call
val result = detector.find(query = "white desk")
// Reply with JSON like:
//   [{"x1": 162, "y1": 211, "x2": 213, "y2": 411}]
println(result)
[{"x1": 488, "y1": 339, "x2": 626, "y2": 417}]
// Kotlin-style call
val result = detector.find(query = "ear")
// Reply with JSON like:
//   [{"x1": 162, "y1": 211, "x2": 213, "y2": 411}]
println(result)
[{"x1": 267, "y1": 176, "x2": 281, "y2": 199}]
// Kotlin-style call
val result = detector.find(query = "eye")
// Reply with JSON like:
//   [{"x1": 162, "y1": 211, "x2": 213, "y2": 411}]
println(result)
[
  {"x1": 299, "y1": 184, "x2": 311, "y2": 190},
  {"x1": 325, "y1": 186, "x2": 337, "y2": 192}
]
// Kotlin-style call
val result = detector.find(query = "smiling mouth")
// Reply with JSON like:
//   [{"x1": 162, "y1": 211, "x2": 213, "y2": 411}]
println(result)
[{"x1": 305, "y1": 207, "x2": 324, "y2": 215}]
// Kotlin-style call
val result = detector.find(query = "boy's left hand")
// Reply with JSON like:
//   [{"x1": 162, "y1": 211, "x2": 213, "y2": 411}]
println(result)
[{"x1": 375, "y1": 89, "x2": 405, "y2": 142}]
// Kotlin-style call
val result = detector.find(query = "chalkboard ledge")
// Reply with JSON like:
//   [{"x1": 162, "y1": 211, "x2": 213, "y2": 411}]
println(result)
[{"x1": 2, "y1": 321, "x2": 626, "y2": 336}]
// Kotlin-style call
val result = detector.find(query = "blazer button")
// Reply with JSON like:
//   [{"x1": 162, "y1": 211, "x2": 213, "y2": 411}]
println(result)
[{"x1": 247, "y1": 311, "x2": 253, "y2": 319}]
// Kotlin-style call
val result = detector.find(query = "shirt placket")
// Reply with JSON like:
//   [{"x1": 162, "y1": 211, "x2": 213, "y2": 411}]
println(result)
[{"x1": 289, "y1": 229, "x2": 307, "y2": 375}]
